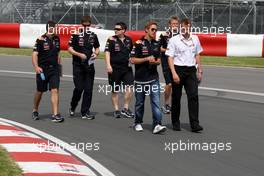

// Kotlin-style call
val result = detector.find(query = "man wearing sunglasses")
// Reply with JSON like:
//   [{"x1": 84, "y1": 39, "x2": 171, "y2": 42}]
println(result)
[
  {"x1": 104, "y1": 22, "x2": 134, "y2": 118},
  {"x1": 159, "y1": 16, "x2": 180, "y2": 114},
  {"x1": 68, "y1": 16, "x2": 100, "y2": 119},
  {"x1": 130, "y1": 21, "x2": 166, "y2": 134},
  {"x1": 166, "y1": 18, "x2": 203, "y2": 132}
]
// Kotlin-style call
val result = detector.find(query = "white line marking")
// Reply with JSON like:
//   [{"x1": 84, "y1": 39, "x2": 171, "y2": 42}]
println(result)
[
  {"x1": 0, "y1": 118, "x2": 116, "y2": 176},
  {"x1": 0, "y1": 69, "x2": 108, "y2": 80},
  {"x1": 2, "y1": 143, "x2": 71, "y2": 155},
  {"x1": 199, "y1": 86, "x2": 264, "y2": 96},
  {"x1": 0, "y1": 129, "x2": 41, "y2": 138},
  {"x1": 0, "y1": 70, "x2": 35, "y2": 75},
  {"x1": 17, "y1": 162, "x2": 96, "y2": 175},
  {"x1": 0, "y1": 69, "x2": 263, "y2": 96},
  {"x1": 0, "y1": 121, "x2": 13, "y2": 126}
]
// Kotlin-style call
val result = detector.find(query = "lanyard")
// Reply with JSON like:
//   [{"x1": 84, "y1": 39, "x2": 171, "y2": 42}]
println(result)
[{"x1": 180, "y1": 37, "x2": 194, "y2": 48}]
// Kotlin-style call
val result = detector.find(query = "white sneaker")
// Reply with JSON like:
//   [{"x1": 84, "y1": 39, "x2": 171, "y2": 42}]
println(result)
[
  {"x1": 153, "y1": 124, "x2": 167, "y2": 134},
  {"x1": 134, "y1": 124, "x2": 143, "y2": 132},
  {"x1": 69, "y1": 108, "x2": 75, "y2": 117}
]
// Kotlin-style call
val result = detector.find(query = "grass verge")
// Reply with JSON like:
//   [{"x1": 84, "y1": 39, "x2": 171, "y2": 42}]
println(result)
[
  {"x1": 201, "y1": 56, "x2": 264, "y2": 68},
  {"x1": 0, "y1": 47, "x2": 263, "y2": 68},
  {"x1": 0, "y1": 146, "x2": 23, "y2": 176}
]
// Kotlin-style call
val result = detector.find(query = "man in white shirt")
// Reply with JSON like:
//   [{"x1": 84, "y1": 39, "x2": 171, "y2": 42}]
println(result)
[{"x1": 166, "y1": 18, "x2": 203, "y2": 132}]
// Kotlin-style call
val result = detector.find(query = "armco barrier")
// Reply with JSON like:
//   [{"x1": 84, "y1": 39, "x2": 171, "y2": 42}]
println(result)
[
  {"x1": 196, "y1": 33, "x2": 227, "y2": 56},
  {"x1": 0, "y1": 23, "x2": 263, "y2": 57},
  {"x1": 19, "y1": 24, "x2": 114, "y2": 52},
  {"x1": 0, "y1": 23, "x2": 20, "y2": 48},
  {"x1": 227, "y1": 34, "x2": 263, "y2": 57}
]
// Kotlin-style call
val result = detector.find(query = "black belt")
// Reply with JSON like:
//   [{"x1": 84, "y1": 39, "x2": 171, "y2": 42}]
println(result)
[
  {"x1": 40, "y1": 64, "x2": 58, "y2": 68},
  {"x1": 174, "y1": 65, "x2": 196, "y2": 68}
]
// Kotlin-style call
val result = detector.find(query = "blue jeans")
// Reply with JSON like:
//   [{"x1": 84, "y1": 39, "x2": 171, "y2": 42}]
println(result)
[{"x1": 134, "y1": 79, "x2": 163, "y2": 128}]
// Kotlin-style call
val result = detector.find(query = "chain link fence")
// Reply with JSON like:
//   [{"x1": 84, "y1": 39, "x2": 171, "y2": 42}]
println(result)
[{"x1": 0, "y1": 0, "x2": 264, "y2": 34}]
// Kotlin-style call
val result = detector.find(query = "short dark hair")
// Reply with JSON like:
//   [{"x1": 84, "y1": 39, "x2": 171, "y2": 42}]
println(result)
[
  {"x1": 180, "y1": 18, "x2": 192, "y2": 26},
  {"x1": 46, "y1": 21, "x2": 56, "y2": 32},
  {"x1": 115, "y1": 22, "x2": 127, "y2": 31},
  {"x1": 81, "y1": 16, "x2": 92, "y2": 24},
  {"x1": 169, "y1": 16, "x2": 179, "y2": 24},
  {"x1": 145, "y1": 21, "x2": 158, "y2": 30}
]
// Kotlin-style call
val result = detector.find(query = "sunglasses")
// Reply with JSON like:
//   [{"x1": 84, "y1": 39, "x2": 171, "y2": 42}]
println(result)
[
  {"x1": 114, "y1": 28, "x2": 123, "y2": 31},
  {"x1": 150, "y1": 28, "x2": 157, "y2": 32},
  {"x1": 82, "y1": 24, "x2": 91, "y2": 27}
]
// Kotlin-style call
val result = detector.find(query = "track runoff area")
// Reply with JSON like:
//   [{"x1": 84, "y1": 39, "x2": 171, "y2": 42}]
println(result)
[{"x1": 0, "y1": 53, "x2": 263, "y2": 176}]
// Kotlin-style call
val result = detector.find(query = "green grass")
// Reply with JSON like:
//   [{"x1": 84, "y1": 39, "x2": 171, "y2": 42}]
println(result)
[
  {"x1": 0, "y1": 47, "x2": 72, "y2": 58},
  {"x1": 201, "y1": 56, "x2": 264, "y2": 68},
  {"x1": 0, "y1": 47, "x2": 104, "y2": 59},
  {"x1": 0, "y1": 47, "x2": 33, "y2": 56},
  {"x1": 0, "y1": 47, "x2": 264, "y2": 68},
  {"x1": 0, "y1": 146, "x2": 22, "y2": 176}
]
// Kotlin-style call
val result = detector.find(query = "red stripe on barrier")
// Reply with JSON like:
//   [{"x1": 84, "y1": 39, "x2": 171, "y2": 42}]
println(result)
[
  {"x1": 0, "y1": 125, "x2": 24, "y2": 131},
  {"x1": 57, "y1": 25, "x2": 80, "y2": 50},
  {"x1": 59, "y1": 33, "x2": 71, "y2": 50},
  {"x1": 126, "y1": 30, "x2": 145, "y2": 43},
  {"x1": 0, "y1": 23, "x2": 20, "y2": 48},
  {"x1": 0, "y1": 137, "x2": 47, "y2": 144},
  {"x1": 23, "y1": 173, "x2": 87, "y2": 176},
  {"x1": 10, "y1": 152, "x2": 83, "y2": 165},
  {"x1": 197, "y1": 33, "x2": 227, "y2": 56}
]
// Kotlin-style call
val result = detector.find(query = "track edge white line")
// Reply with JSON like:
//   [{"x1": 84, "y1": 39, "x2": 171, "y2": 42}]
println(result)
[{"x1": 0, "y1": 118, "x2": 116, "y2": 176}]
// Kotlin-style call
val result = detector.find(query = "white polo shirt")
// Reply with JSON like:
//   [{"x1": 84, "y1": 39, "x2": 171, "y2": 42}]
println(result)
[{"x1": 165, "y1": 34, "x2": 203, "y2": 66}]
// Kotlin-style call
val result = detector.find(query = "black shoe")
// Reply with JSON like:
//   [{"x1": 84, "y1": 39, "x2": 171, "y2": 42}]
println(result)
[
  {"x1": 68, "y1": 108, "x2": 75, "y2": 117},
  {"x1": 191, "y1": 125, "x2": 203, "y2": 132},
  {"x1": 172, "y1": 123, "x2": 181, "y2": 131},
  {"x1": 113, "y1": 110, "x2": 121, "y2": 118},
  {"x1": 121, "y1": 108, "x2": 134, "y2": 118},
  {"x1": 82, "y1": 113, "x2": 95, "y2": 120},
  {"x1": 32, "y1": 111, "x2": 39, "y2": 120},
  {"x1": 51, "y1": 114, "x2": 64, "y2": 123}
]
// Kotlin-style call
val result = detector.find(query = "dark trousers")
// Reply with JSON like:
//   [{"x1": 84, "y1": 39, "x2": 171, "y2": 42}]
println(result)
[
  {"x1": 171, "y1": 66, "x2": 199, "y2": 128},
  {"x1": 70, "y1": 64, "x2": 95, "y2": 115}
]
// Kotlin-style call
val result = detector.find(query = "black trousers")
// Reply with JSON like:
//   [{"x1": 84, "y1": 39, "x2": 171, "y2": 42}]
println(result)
[
  {"x1": 70, "y1": 64, "x2": 95, "y2": 115},
  {"x1": 171, "y1": 66, "x2": 199, "y2": 128}
]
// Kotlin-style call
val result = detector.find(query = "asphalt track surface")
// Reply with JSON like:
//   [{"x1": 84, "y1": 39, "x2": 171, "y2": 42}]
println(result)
[{"x1": 0, "y1": 55, "x2": 263, "y2": 176}]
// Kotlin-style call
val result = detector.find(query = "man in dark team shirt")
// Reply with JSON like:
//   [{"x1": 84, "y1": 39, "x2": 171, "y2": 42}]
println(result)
[
  {"x1": 130, "y1": 21, "x2": 166, "y2": 134},
  {"x1": 32, "y1": 21, "x2": 64, "y2": 122},
  {"x1": 159, "y1": 16, "x2": 179, "y2": 114},
  {"x1": 105, "y1": 22, "x2": 134, "y2": 118},
  {"x1": 68, "y1": 16, "x2": 100, "y2": 120}
]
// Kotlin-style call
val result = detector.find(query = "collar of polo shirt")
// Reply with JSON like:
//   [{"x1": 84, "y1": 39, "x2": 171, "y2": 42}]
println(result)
[
  {"x1": 180, "y1": 33, "x2": 193, "y2": 41},
  {"x1": 180, "y1": 34, "x2": 195, "y2": 48}
]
